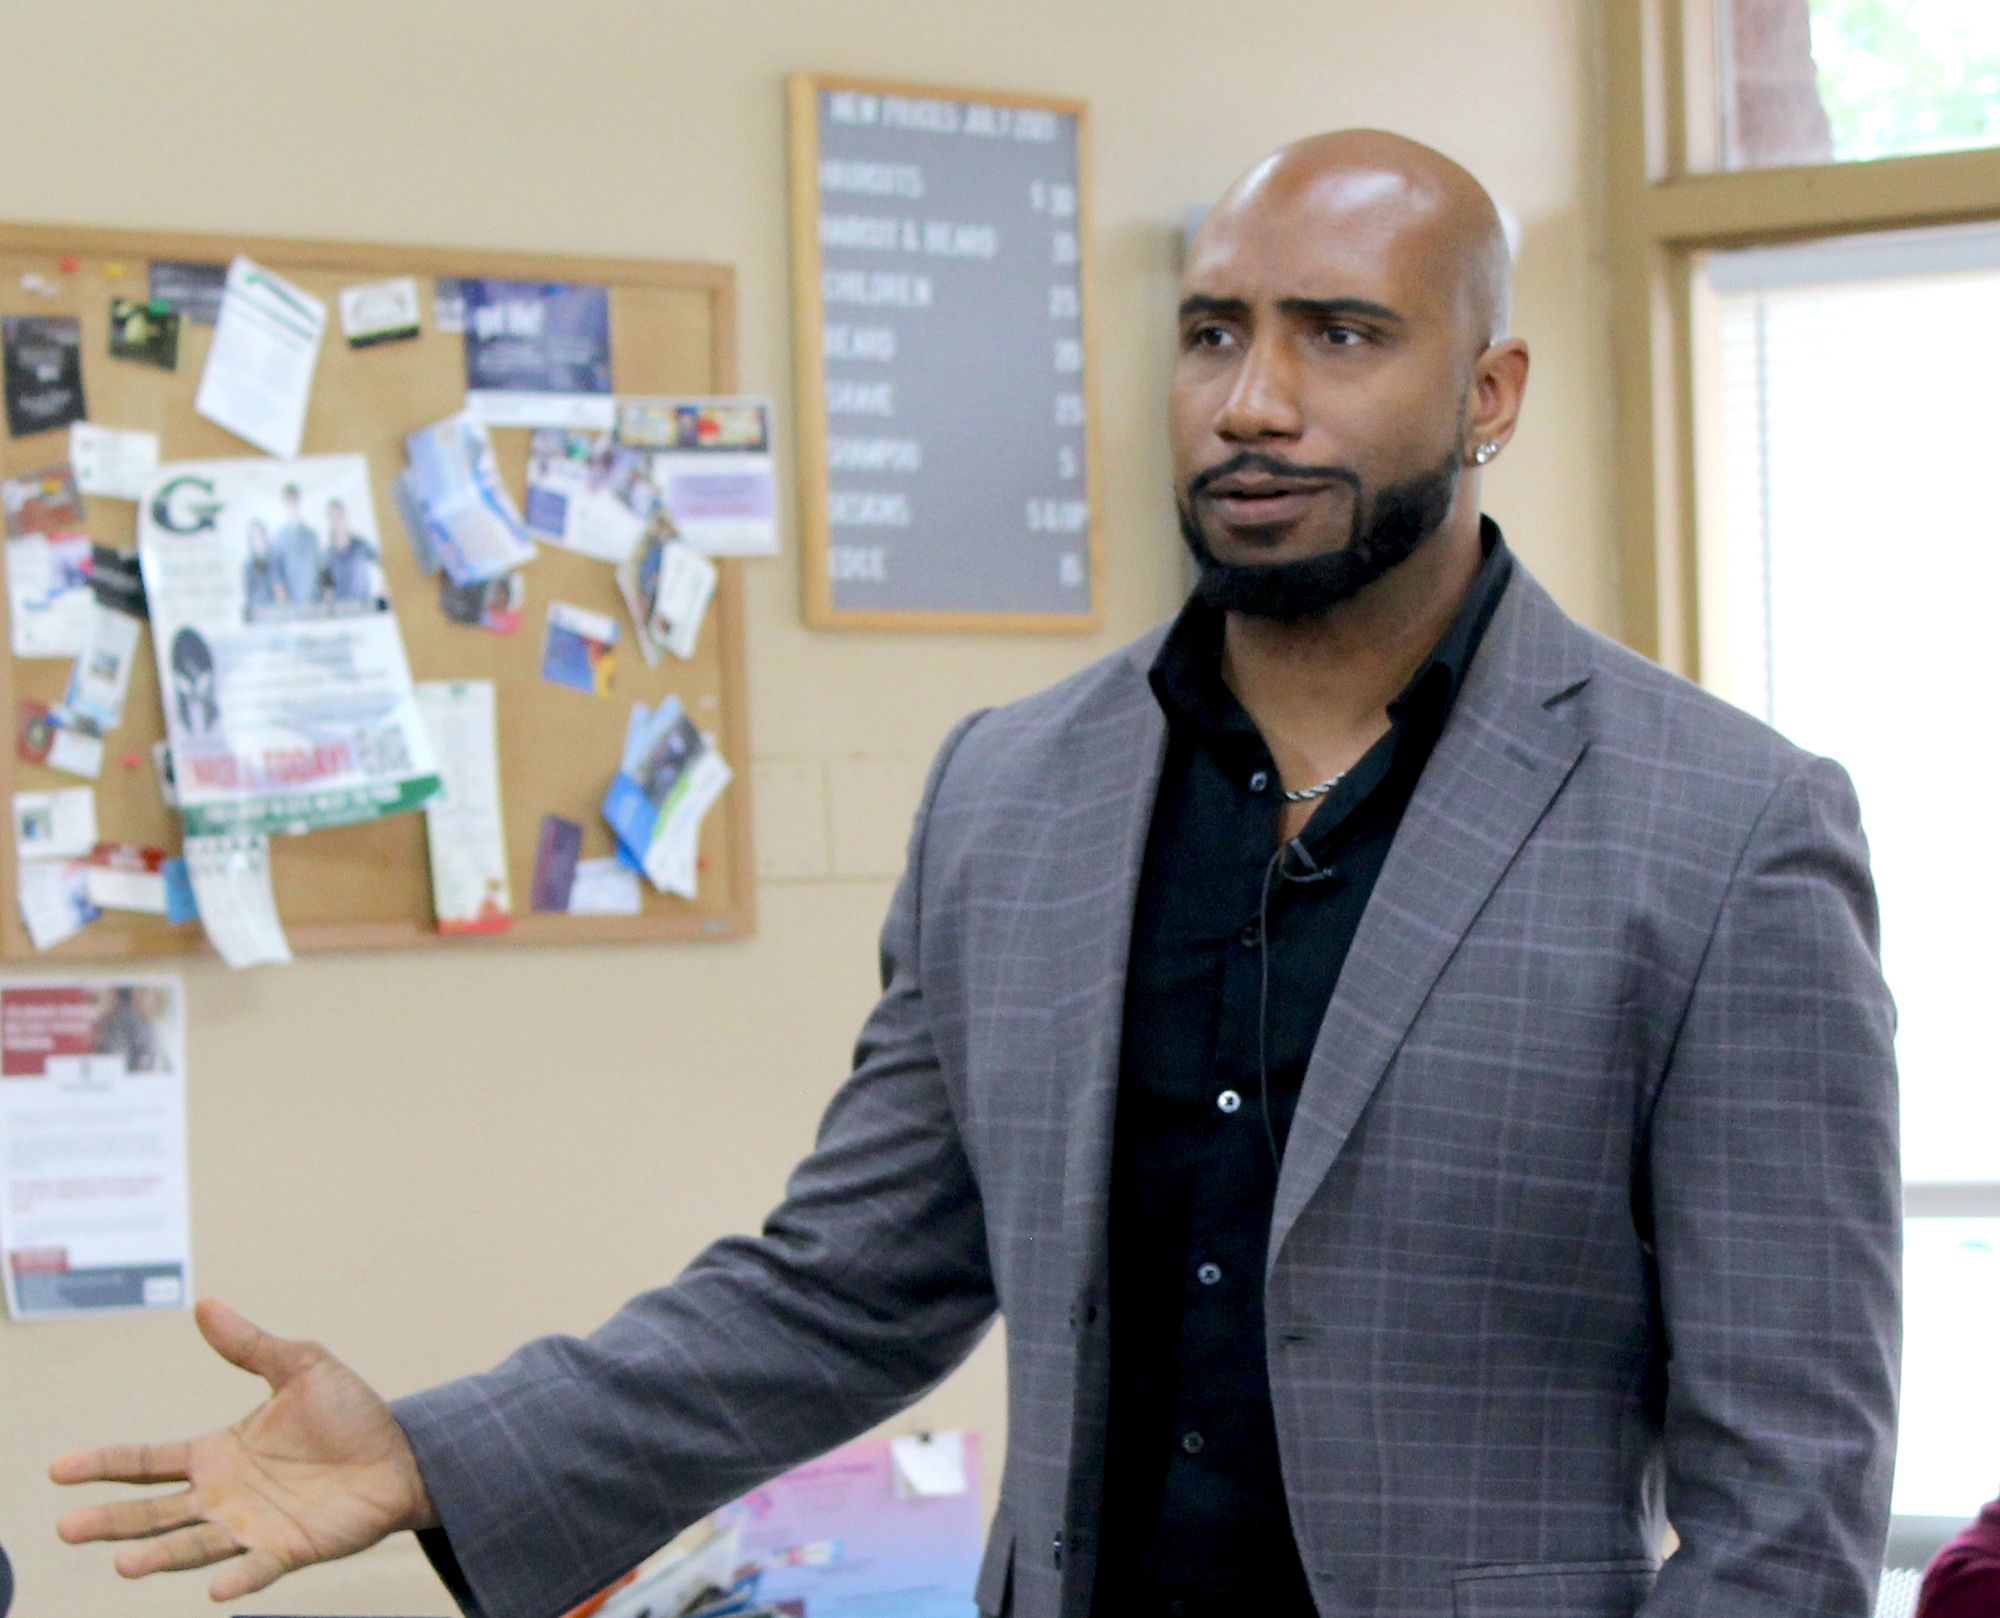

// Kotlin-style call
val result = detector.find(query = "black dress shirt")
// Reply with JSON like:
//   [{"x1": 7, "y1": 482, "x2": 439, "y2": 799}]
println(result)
[{"x1": 1095, "y1": 523, "x2": 1514, "y2": 1615}]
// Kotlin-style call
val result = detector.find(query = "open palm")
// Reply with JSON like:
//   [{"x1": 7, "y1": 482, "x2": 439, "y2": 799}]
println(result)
[{"x1": 51, "y1": 1298, "x2": 435, "y2": 1603}]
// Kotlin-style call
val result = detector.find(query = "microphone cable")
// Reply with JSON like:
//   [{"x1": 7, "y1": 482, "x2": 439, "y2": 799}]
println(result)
[{"x1": 1254, "y1": 837, "x2": 1340, "y2": 1175}]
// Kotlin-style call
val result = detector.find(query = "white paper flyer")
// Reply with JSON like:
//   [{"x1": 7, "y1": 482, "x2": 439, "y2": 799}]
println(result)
[
  {"x1": 0, "y1": 977, "x2": 192, "y2": 1321},
  {"x1": 139, "y1": 455, "x2": 442, "y2": 836}
]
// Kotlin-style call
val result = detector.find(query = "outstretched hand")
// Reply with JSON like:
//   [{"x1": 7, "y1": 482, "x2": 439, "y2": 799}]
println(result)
[{"x1": 51, "y1": 1298, "x2": 437, "y2": 1603}]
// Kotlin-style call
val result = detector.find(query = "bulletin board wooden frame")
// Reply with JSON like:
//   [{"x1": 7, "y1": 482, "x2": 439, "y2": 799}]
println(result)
[
  {"x1": 788, "y1": 73, "x2": 1104, "y2": 633},
  {"x1": 0, "y1": 222, "x2": 756, "y2": 961}
]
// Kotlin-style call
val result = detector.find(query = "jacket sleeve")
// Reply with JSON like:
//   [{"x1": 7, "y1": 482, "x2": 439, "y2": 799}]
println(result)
[
  {"x1": 390, "y1": 712, "x2": 997, "y2": 1618},
  {"x1": 1641, "y1": 755, "x2": 1901, "y2": 1617}
]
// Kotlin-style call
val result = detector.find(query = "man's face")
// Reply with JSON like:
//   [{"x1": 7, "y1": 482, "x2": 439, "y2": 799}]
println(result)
[{"x1": 1169, "y1": 174, "x2": 1476, "y2": 619}]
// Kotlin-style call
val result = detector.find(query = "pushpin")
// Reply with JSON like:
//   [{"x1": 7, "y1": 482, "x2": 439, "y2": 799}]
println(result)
[
  {"x1": 121, "y1": 753, "x2": 143, "y2": 771},
  {"x1": 105, "y1": 262, "x2": 126, "y2": 278},
  {"x1": 149, "y1": 299, "x2": 170, "y2": 316},
  {"x1": 57, "y1": 254, "x2": 79, "y2": 273}
]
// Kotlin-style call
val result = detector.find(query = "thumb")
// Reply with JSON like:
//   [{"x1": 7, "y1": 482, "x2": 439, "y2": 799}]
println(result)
[{"x1": 194, "y1": 1298, "x2": 321, "y2": 1390}]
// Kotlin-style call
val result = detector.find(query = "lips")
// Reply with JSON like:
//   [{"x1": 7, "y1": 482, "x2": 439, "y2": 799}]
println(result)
[{"x1": 1205, "y1": 480, "x2": 1331, "y2": 526}]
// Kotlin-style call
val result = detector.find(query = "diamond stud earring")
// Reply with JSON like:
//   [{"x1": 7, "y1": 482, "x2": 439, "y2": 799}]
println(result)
[{"x1": 1472, "y1": 441, "x2": 1501, "y2": 466}]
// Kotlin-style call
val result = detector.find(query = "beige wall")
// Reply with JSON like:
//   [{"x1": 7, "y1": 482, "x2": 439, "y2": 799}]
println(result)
[{"x1": 0, "y1": 4, "x2": 1611, "y2": 1613}]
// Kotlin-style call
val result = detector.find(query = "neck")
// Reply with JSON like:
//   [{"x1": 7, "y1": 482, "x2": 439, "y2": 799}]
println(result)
[{"x1": 1220, "y1": 510, "x2": 1484, "y2": 780}]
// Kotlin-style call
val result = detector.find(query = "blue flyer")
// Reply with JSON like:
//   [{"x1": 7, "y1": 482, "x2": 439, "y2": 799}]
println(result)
[{"x1": 461, "y1": 279, "x2": 613, "y2": 428}]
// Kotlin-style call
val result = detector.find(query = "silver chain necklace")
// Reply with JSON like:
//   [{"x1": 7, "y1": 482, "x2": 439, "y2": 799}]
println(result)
[{"x1": 1281, "y1": 771, "x2": 1348, "y2": 804}]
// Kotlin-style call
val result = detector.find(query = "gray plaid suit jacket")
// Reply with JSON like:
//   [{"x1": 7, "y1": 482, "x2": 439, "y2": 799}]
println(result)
[{"x1": 394, "y1": 561, "x2": 1900, "y2": 1618}]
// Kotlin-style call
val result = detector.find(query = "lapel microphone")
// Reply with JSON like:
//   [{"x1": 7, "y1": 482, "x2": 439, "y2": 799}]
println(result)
[{"x1": 1278, "y1": 837, "x2": 1340, "y2": 884}]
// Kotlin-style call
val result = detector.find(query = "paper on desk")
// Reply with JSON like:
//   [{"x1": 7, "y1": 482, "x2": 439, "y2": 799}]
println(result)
[
  {"x1": 182, "y1": 832, "x2": 292, "y2": 968},
  {"x1": 415, "y1": 680, "x2": 512, "y2": 935},
  {"x1": 68, "y1": 422, "x2": 160, "y2": 500},
  {"x1": 195, "y1": 256, "x2": 326, "y2": 458},
  {"x1": 891, "y1": 1431, "x2": 970, "y2": 1499},
  {"x1": 14, "y1": 787, "x2": 96, "y2": 862},
  {"x1": 0, "y1": 978, "x2": 191, "y2": 1320}
]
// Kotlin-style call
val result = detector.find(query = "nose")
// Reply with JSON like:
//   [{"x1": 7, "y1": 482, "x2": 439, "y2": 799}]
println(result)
[{"x1": 1214, "y1": 332, "x2": 1304, "y2": 444}]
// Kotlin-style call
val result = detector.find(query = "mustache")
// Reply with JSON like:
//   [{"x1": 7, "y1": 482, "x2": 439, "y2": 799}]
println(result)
[{"x1": 1186, "y1": 450, "x2": 1364, "y2": 501}]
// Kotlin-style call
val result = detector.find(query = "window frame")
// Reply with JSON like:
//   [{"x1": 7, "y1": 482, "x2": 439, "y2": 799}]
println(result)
[
  {"x1": 1606, "y1": 0, "x2": 2000, "y2": 679},
  {"x1": 1607, "y1": 0, "x2": 2000, "y2": 1555}
]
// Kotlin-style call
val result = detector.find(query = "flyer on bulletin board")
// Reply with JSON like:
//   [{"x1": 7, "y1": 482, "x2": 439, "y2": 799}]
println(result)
[
  {"x1": 714, "y1": 1432, "x2": 983, "y2": 1617},
  {"x1": 0, "y1": 978, "x2": 191, "y2": 1322},
  {"x1": 137, "y1": 454, "x2": 443, "y2": 837}
]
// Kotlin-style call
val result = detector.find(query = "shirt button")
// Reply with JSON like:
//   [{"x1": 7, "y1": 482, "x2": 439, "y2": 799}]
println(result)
[
  {"x1": 1181, "y1": 1430, "x2": 1206, "y2": 1455},
  {"x1": 1238, "y1": 922, "x2": 1260, "y2": 949},
  {"x1": 1216, "y1": 1089, "x2": 1242, "y2": 1114},
  {"x1": 1197, "y1": 1261, "x2": 1222, "y2": 1286},
  {"x1": 1248, "y1": 770, "x2": 1269, "y2": 792}
]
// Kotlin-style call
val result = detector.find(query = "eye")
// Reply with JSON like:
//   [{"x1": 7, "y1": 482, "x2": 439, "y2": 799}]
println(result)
[
  {"x1": 1186, "y1": 323, "x2": 1235, "y2": 351},
  {"x1": 1317, "y1": 321, "x2": 1366, "y2": 347}
]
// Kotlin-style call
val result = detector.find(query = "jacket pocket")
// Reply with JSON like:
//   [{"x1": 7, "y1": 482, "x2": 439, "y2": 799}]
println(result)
[
  {"x1": 1452, "y1": 1558, "x2": 1658, "y2": 1617},
  {"x1": 975, "y1": 1504, "x2": 1015, "y2": 1615}
]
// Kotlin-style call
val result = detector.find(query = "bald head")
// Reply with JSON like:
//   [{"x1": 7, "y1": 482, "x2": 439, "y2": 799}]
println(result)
[
  {"x1": 1168, "y1": 128, "x2": 1533, "y2": 622},
  {"x1": 1195, "y1": 129, "x2": 1514, "y2": 348}
]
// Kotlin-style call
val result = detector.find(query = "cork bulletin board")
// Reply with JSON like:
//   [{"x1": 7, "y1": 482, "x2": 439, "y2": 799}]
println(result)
[{"x1": 0, "y1": 222, "x2": 755, "y2": 960}]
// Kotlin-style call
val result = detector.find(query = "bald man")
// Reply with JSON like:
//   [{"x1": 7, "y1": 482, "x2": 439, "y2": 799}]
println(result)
[{"x1": 53, "y1": 132, "x2": 1898, "y2": 1618}]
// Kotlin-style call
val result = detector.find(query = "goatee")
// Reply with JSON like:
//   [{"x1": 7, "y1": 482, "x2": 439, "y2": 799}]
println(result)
[{"x1": 1178, "y1": 446, "x2": 1462, "y2": 622}]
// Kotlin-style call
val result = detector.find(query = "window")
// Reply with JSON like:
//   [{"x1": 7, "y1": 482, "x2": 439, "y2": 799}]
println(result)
[
  {"x1": 1702, "y1": 225, "x2": 2000, "y2": 1188},
  {"x1": 1609, "y1": 0, "x2": 2000, "y2": 1564},
  {"x1": 1720, "y1": 0, "x2": 2000, "y2": 170}
]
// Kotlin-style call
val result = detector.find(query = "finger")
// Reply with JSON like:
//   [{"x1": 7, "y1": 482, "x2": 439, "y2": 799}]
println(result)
[
  {"x1": 210, "y1": 1545, "x2": 293, "y2": 1603},
  {"x1": 114, "y1": 1520, "x2": 241, "y2": 1578},
  {"x1": 50, "y1": 1439, "x2": 192, "y2": 1488},
  {"x1": 57, "y1": 1489, "x2": 204, "y2": 1544},
  {"x1": 194, "y1": 1297, "x2": 319, "y2": 1388}
]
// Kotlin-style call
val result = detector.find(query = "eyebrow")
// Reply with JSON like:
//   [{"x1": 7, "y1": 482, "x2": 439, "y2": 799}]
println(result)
[{"x1": 1177, "y1": 293, "x2": 1407, "y2": 327}]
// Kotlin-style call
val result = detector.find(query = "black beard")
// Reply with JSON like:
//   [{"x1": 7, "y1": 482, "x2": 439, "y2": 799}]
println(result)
[{"x1": 1177, "y1": 445, "x2": 1462, "y2": 622}]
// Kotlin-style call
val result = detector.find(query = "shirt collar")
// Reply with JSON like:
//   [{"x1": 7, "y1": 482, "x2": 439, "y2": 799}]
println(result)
[{"x1": 1149, "y1": 515, "x2": 1515, "y2": 740}]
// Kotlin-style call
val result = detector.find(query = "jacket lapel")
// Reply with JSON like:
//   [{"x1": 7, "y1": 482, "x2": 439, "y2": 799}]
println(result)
[
  {"x1": 1267, "y1": 570, "x2": 1595, "y2": 1268},
  {"x1": 1052, "y1": 645, "x2": 1169, "y2": 1316}
]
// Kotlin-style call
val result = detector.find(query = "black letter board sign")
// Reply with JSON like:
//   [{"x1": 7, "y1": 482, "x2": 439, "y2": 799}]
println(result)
[{"x1": 788, "y1": 74, "x2": 1100, "y2": 631}]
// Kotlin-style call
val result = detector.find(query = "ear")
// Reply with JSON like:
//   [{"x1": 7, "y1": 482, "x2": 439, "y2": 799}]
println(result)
[{"x1": 1463, "y1": 337, "x2": 1530, "y2": 464}]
